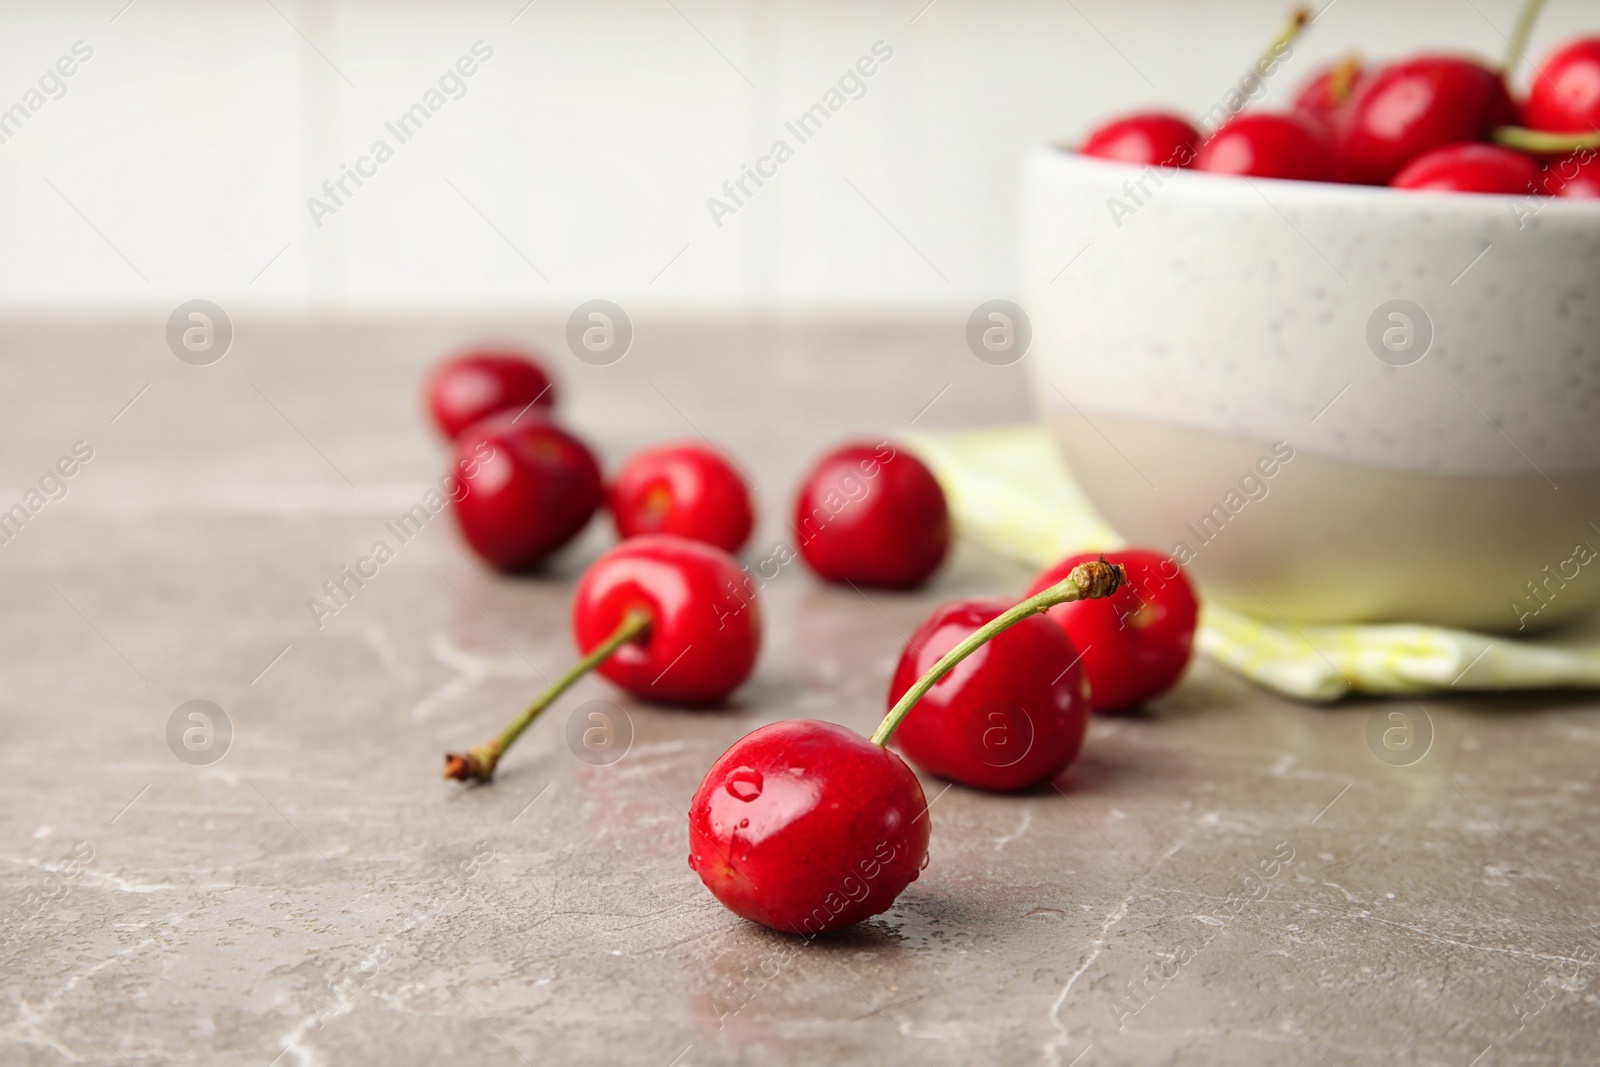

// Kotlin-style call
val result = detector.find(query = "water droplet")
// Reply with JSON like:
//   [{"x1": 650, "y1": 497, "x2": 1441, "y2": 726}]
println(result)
[
  {"x1": 738, "y1": 818, "x2": 749, "y2": 829},
  {"x1": 920, "y1": 851, "x2": 930, "y2": 871},
  {"x1": 725, "y1": 767, "x2": 763, "y2": 802}
]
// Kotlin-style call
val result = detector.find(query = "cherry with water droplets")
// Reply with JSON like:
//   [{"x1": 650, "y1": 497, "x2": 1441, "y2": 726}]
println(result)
[
  {"x1": 688, "y1": 720, "x2": 929, "y2": 934},
  {"x1": 426, "y1": 348, "x2": 556, "y2": 440},
  {"x1": 1334, "y1": 56, "x2": 1517, "y2": 185},
  {"x1": 886, "y1": 601, "x2": 1091, "y2": 792},
  {"x1": 450, "y1": 412, "x2": 602, "y2": 572},
  {"x1": 1391, "y1": 143, "x2": 1541, "y2": 194},
  {"x1": 686, "y1": 558, "x2": 1125, "y2": 933},
  {"x1": 1080, "y1": 112, "x2": 1199, "y2": 167},
  {"x1": 1025, "y1": 549, "x2": 1198, "y2": 712},
  {"x1": 572, "y1": 534, "x2": 760, "y2": 707},
  {"x1": 793, "y1": 441, "x2": 949, "y2": 589},
  {"x1": 1194, "y1": 112, "x2": 1336, "y2": 181},
  {"x1": 609, "y1": 442, "x2": 755, "y2": 554},
  {"x1": 1524, "y1": 37, "x2": 1600, "y2": 134}
]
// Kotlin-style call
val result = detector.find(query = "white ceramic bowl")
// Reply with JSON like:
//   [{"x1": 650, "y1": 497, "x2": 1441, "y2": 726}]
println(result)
[{"x1": 1024, "y1": 148, "x2": 1600, "y2": 632}]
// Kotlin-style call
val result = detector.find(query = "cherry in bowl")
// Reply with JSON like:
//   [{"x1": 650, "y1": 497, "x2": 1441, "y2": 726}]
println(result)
[
  {"x1": 1392, "y1": 144, "x2": 1540, "y2": 194},
  {"x1": 609, "y1": 442, "x2": 755, "y2": 554},
  {"x1": 1081, "y1": 112, "x2": 1199, "y2": 168},
  {"x1": 1334, "y1": 56, "x2": 1516, "y2": 185},
  {"x1": 1026, "y1": 549, "x2": 1198, "y2": 713},
  {"x1": 1524, "y1": 37, "x2": 1600, "y2": 134},
  {"x1": 1292, "y1": 55, "x2": 1365, "y2": 130},
  {"x1": 426, "y1": 348, "x2": 556, "y2": 440},
  {"x1": 1194, "y1": 112, "x2": 1336, "y2": 182},
  {"x1": 793, "y1": 441, "x2": 949, "y2": 589},
  {"x1": 1544, "y1": 152, "x2": 1600, "y2": 198}
]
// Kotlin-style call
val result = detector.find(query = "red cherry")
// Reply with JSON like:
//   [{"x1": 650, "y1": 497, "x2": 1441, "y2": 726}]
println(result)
[
  {"x1": 793, "y1": 442, "x2": 949, "y2": 589},
  {"x1": 1193, "y1": 112, "x2": 1336, "y2": 181},
  {"x1": 1081, "y1": 112, "x2": 1199, "y2": 167},
  {"x1": 450, "y1": 412, "x2": 602, "y2": 571},
  {"x1": 426, "y1": 349, "x2": 556, "y2": 439},
  {"x1": 1025, "y1": 549, "x2": 1198, "y2": 712},
  {"x1": 1292, "y1": 56, "x2": 1366, "y2": 129},
  {"x1": 886, "y1": 601, "x2": 1090, "y2": 792},
  {"x1": 683, "y1": 557, "x2": 1125, "y2": 929},
  {"x1": 445, "y1": 533, "x2": 759, "y2": 782},
  {"x1": 609, "y1": 442, "x2": 755, "y2": 554},
  {"x1": 1335, "y1": 56, "x2": 1517, "y2": 185},
  {"x1": 1392, "y1": 143, "x2": 1541, "y2": 194},
  {"x1": 572, "y1": 534, "x2": 759, "y2": 706},
  {"x1": 1544, "y1": 151, "x2": 1600, "y2": 197},
  {"x1": 688, "y1": 719, "x2": 929, "y2": 934},
  {"x1": 1525, "y1": 37, "x2": 1600, "y2": 134}
]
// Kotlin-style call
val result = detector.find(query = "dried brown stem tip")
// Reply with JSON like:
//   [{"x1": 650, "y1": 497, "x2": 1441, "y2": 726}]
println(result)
[
  {"x1": 442, "y1": 744, "x2": 500, "y2": 784},
  {"x1": 1068, "y1": 556, "x2": 1125, "y2": 601}
]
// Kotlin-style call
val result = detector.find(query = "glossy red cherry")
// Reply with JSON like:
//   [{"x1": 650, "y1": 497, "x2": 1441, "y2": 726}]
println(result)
[
  {"x1": 1335, "y1": 56, "x2": 1517, "y2": 185},
  {"x1": 1081, "y1": 112, "x2": 1199, "y2": 167},
  {"x1": 1544, "y1": 151, "x2": 1600, "y2": 197},
  {"x1": 451, "y1": 412, "x2": 601, "y2": 571},
  {"x1": 1292, "y1": 55, "x2": 1365, "y2": 129},
  {"x1": 887, "y1": 601, "x2": 1090, "y2": 792},
  {"x1": 688, "y1": 719, "x2": 929, "y2": 934},
  {"x1": 1392, "y1": 143, "x2": 1541, "y2": 194},
  {"x1": 683, "y1": 557, "x2": 1124, "y2": 931},
  {"x1": 445, "y1": 534, "x2": 760, "y2": 782},
  {"x1": 609, "y1": 442, "x2": 755, "y2": 554},
  {"x1": 793, "y1": 441, "x2": 949, "y2": 589},
  {"x1": 573, "y1": 534, "x2": 759, "y2": 706},
  {"x1": 1193, "y1": 112, "x2": 1336, "y2": 181},
  {"x1": 1525, "y1": 37, "x2": 1600, "y2": 133},
  {"x1": 1026, "y1": 549, "x2": 1198, "y2": 712},
  {"x1": 426, "y1": 349, "x2": 556, "y2": 439}
]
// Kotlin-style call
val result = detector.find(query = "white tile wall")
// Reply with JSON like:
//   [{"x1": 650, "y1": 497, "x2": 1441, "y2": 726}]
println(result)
[{"x1": 0, "y1": 0, "x2": 1582, "y2": 317}]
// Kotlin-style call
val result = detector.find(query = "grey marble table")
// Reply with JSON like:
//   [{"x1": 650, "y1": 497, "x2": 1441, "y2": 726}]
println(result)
[{"x1": 1, "y1": 319, "x2": 1595, "y2": 1066}]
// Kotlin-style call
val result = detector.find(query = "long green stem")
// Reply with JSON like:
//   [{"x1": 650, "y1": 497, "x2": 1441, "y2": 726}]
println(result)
[
  {"x1": 1505, "y1": 0, "x2": 1548, "y2": 73},
  {"x1": 870, "y1": 558, "x2": 1124, "y2": 748},
  {"x1": 444, "y1": 608, "x2": 651, "y2": 783},
  {"x1": 1493, "y1": 126, "x2": 1600, "y2": 154}
]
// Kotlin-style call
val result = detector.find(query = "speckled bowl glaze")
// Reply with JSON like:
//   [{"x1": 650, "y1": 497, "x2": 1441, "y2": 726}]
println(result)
[{"x1": 1024, "y1": 149, "x2": 1600, "y2": 632}]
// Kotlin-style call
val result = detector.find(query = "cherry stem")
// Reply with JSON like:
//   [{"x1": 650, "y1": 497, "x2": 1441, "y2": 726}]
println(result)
[
  {"x1": 1327, "y1": 52, "x2": 1361, "y2": 106},
  {"x1": 1493, "y1": 125, "x2": 1600, "y2": 154},
  {"x1": 869, "y1": 558, "x2": 1125, "y2": 748},
  {"x1": 1256, "y1": 6, "x2": 1310, "y2": 73},
  {"x1": 1504, "y1": 0, "x2": 1548, "y2": 74},
  {"x1": 443, "y1": 608, "x2": 652, "y2": 784}
]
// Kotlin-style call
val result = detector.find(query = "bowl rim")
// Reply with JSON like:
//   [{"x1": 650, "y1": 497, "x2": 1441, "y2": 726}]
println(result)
[{"x1": 1032, "y1": 144, "x2": 1600, "y2": 218}]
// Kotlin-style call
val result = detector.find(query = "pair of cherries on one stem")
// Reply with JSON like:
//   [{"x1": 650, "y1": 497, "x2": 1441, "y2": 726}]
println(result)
[
  {"x1": 691, "y1": 549, "x2": 1194, "y2": 934},
  {"x1": 687, "y1": 556, "x2": 1139, "y2": 933},
  {"x1": 888, "y1": 548, "x2": 1198, "y2": 793}
]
